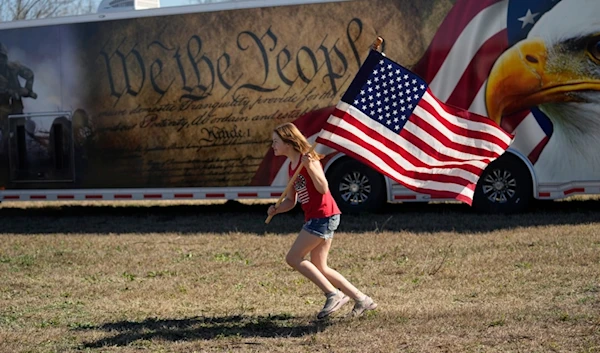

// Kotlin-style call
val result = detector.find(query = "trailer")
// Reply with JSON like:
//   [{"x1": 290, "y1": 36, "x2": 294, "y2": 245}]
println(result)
[{"x1": 1, "y1": 0, "x2": 599, "y2": 213}]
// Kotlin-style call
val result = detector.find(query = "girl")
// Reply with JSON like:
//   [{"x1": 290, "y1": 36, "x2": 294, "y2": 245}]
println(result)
[{"x1": 267, "y1": 122, "x2": 377, "y2": 319}]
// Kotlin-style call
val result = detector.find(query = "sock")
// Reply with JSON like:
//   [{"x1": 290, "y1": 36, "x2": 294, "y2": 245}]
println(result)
[{"x1": 326, "y1": 289, "x2": 338, "y2": 298}]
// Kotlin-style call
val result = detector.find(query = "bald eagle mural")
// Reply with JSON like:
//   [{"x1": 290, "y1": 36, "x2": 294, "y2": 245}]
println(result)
[{"x1": 486, "y1": 0, "x2": 600, "y2": 183}]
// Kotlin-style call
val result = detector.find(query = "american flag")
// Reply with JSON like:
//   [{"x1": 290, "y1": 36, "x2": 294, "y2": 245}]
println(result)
[{"x1": 315, "y1": 50, "x2": 513, "y2": 205}]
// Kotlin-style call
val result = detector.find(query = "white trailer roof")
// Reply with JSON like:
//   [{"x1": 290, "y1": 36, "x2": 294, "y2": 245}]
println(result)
[{"x1": 0, "y1": 0, "x2": 353, "y2": 31}]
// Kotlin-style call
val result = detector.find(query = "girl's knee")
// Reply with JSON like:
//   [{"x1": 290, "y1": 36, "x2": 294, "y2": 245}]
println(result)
[
  {"x1": 310, "y1": 259, "x2": 328, "y2": 273},
  {"x1": 285, "y1": 252, "x2": 299, "y2": 268}
]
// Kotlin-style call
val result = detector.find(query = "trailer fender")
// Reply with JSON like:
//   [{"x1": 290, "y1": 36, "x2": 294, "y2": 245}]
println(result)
[{"x1": 472, "y1": 149, "x2": 538, "y2": 214}]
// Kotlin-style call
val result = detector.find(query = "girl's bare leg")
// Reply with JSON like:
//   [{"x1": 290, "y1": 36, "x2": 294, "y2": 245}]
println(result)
[
  {"x1": 310, "y1": 238, "x2": 366, "y2": 301},
  {"x1": 286, "y1": 229, "x2": 337, "y2": 294}
]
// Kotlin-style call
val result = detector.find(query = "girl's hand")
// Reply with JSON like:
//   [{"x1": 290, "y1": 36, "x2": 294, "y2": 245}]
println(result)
[
  {"x1": 267, "y1": 205, "x2": 278, "y2": 216},
  {"x1": 301, "y1": 153, "x2": 315, "y2": 169}
]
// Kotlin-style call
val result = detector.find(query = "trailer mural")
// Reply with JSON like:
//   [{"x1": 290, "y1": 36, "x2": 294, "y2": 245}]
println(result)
[
  {"x1": 1, "y1": 0, "x2": 600, "y2": 210},
  {"x1": 0, "y1": 0, "x2": 455, "y2": 189}
]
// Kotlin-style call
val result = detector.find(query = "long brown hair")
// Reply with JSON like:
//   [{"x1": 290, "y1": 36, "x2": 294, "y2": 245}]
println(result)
[{"x1": 273, "y1": 122, "x2": 323, "y2": 160}]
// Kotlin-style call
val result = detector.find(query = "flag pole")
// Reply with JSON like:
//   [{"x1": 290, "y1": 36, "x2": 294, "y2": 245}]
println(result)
[
  {"x1": 372, "y1": 36, "x2": 384, "y2": 51},
  {"x1": 265, "y1": 143, "x2": 317, "y2": 224}
]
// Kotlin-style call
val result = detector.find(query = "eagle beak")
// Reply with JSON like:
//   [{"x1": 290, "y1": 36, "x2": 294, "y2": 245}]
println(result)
[{"x1": 486, "y1": 37, "x2": 598, "y2": 124}]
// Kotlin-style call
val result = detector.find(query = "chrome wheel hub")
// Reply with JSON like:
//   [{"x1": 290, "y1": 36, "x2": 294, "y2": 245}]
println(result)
[
  {"x1": 339, "y1": 171, "x2": 371, "y2": 205},
  {"x1": 481, "y1": 169, "x2": 517, "y2": 203}
]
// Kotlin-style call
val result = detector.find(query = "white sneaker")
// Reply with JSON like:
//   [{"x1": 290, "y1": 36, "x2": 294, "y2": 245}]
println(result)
[
  {"x1": 351, "y1": 296, "x2": 377, "y2": 317},
  {"x1": 317, "y1": 290, "x2": 350, "y2": 319}
]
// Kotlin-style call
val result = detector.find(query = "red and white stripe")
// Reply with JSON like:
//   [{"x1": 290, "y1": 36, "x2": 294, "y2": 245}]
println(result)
[
  {"x1": 317, "y1": 95, "x2": 512, "y2": 205},
  {"x1": 0, "y1": 188, "x2": 285, "y2": 201},
  {"x1": 5, "y1": 184, "x2": 595, "y2": 202}
]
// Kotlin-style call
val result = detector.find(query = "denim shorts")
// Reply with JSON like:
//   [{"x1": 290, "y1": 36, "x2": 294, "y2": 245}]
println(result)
[{"x1": 302, "y1": 214, "x2": 341, "y2": 239}]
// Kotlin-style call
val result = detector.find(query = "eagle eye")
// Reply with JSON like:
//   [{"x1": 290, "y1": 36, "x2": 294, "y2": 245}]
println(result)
[{"x1": 587, "y1": 36, "x2": 600, "y2": 63}]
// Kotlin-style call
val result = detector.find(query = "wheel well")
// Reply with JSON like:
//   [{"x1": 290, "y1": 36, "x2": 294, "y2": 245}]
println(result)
[
  {"x1": 472, "y1": 151, "x2": 536, "y2": 214},
  {"x1": 325, "y1": 155, "x2": 386, "y2": 188},
  {"x1": 323, "y1": 154, "x2": 345, "y2": 179},
  {"x1": 322, "y1": 153, "x2": 348, "y2": 176},
  {"x1": 498, "y1": 150, "x2": 537, "y2": 198}
]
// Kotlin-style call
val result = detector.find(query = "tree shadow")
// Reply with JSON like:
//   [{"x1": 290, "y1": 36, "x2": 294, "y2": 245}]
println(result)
[
  {"x1": 1, "y1": 198, "x2": 599, "y2": 235},
  {"x1": 77, "y1": 314, "x2": 331, "y2": 348}
]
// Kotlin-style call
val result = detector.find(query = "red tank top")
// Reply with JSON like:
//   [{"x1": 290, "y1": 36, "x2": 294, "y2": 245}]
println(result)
[{"x1": 288, "y1": 160, "x2": 341, "y2": 221}]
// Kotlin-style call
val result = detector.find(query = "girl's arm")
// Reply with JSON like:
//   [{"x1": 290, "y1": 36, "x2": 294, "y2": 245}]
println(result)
[
  {"x1": 303, "y1": 155, "x2": 329, "y2": 194},
  {"x1": 268, "y1": 185, "x2": 297, "y2": 215}
]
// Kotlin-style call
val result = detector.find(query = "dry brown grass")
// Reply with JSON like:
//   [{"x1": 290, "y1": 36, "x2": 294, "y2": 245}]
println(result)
[{"x1": 0, "y1": 199, "x2": 599, "y2": 352}]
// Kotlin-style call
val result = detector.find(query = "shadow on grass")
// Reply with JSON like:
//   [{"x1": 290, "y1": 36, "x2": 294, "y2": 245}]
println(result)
[
  {"x1": 78, "y1": 314, "x2": 330, "y2": 348},
  {"x1": 1, "y1": 198, "x2": 600, "y2": 235}
]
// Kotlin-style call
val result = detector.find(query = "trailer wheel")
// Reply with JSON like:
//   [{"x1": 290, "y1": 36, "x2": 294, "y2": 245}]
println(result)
[
  {"x1": 327, "y1": 159, "x2": 386, "y2": 213},
  {"x1": 473, "y1": 153, "x2": 533, "y2": 214}
]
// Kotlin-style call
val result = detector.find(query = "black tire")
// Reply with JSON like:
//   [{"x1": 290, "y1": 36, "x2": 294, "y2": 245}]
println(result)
[
  {"x1": 327, "y1": 158, "x2": 386, "y2": 213},
  {"x1": 473, "y1": 153, "x2": 533, "y2": 214}
]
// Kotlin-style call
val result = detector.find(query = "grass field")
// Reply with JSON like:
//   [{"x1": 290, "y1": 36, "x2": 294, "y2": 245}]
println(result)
[{"x1": 0, "y1": 199, "x2": 599, "y2": 352}]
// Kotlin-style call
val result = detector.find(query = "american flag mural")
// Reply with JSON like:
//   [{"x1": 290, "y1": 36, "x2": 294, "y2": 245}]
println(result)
[
  {"x1": 254, "y1": 0, "x2": 561, "y2": 187},
  {"x1": 412, "y1": 0, "x2": 556, "y2": 164}
]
